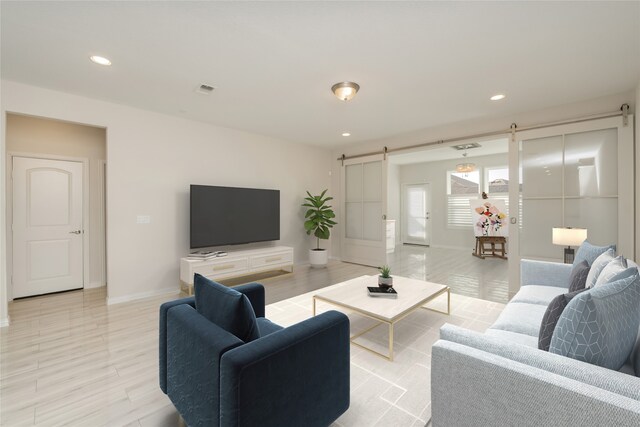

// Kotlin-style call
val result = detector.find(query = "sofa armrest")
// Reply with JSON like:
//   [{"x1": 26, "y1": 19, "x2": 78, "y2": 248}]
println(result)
[
  {"x1": 232, "y1": 282, "x2": 265, "y2": 318},
  {"x1": 431, "y1": 340, "x2": 640, "y2": 427},
  {"x1": 439, "y1": 324, "x2": 640, "y2": 399},
  {"x1": 219, "y1": 311, "x2": 350, "y2": 427},
  {"x1": 166, "y1": 304, "x2": 244, "y2": 427},
  {"x1": 159, "y1": 296, "x2": 195, "y2": 393},
  {"x1": 521, "y1": 259, "x2": 572, "y2": 288}
]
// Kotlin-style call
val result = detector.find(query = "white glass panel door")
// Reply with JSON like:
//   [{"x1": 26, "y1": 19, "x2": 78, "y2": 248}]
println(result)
[
  {"x1": 508, "y1": 115, "x2": 634, "y2": 297},
  {"x1": 341, "y1": 154, "x2": 387, "y2": 266},
  {"x1": 402, "y1": 183, "x2": 431, "y2": 245}
]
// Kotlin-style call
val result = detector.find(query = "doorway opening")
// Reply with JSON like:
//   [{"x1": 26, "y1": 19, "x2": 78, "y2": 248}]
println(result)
[{"x1": 5, "y1": 113, "x2": 107, "y2": 300}]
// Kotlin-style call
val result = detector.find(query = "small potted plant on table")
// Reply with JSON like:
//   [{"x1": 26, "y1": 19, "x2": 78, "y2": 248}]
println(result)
[{"x1": 378, "y1": 265, "x2": 393, "y2": 289}]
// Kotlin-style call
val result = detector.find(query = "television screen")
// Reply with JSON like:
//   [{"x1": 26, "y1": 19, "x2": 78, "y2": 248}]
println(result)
[{"x1": 190, "y1": 185, "x2": 280, "y2": 248}]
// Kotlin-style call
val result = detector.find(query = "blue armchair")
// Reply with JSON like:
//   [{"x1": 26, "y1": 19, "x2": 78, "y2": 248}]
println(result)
[{"x1": 159, "y1": 282, "x2": 350, "y2": 427}]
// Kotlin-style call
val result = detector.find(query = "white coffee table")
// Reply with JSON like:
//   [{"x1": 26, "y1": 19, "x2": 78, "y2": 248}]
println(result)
[{"x1": 313, "y1": 275, "x2": 450, "y2": 361}]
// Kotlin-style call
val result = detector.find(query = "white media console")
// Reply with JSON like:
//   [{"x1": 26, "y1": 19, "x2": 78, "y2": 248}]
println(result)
[{"x1": 180, "y1": 246, "x2": 294, "y2": 294}]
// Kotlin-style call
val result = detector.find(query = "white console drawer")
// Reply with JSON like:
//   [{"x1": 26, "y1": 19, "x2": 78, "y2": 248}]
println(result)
[
  {"x1": 193, "y1": 258, "x2": 248, "y2": 277},
  {"x1": 250, "y1": 252, "x2": 293, "y2": 269}
]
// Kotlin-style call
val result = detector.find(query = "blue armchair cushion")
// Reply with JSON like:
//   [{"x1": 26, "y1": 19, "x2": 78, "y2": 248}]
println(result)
[
  {"x1": 574, "y1": 241, "x2": 615, "y2": 267},
  {"x1": 538, "y1": 288, "x2": 587, "y2": 351},
  {"x1": 194, "y1": 273, "x2": 260, "y2": 343},
  {"x1": 568, "y1": 260, "x2": 590, "y2": 292},
  {"x1": 550, "y1": 271, "x2": 640, "y2": 370},
  {"x1": 584, "y1": 248, "x2": 615, "y2": 288}
]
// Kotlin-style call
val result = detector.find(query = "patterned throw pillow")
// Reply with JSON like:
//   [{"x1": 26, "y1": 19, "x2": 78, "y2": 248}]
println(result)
[
  {"x1": 568, "y1": 260, "x2": 590, "y2": 293},
  {"x1": 573, "y1": 241, "x2": 616, "y2": 267},
  {"x1": 538, "y1": 288, "x2": 587, "y2": 351},
  {"x1": 584, "y1": 248, "x2": 615, "y2": 288},
  {"x1": 549, "y1": 272, "x2": 640, "y2": 370}
]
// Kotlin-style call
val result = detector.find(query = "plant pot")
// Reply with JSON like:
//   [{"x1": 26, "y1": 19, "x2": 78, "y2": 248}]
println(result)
[
  {"x1": 378, "y1": 276, "x2": 393, "y2": 289},
  {"x1": 309, "y1": 249, "x2": 328, "y2": 268}
]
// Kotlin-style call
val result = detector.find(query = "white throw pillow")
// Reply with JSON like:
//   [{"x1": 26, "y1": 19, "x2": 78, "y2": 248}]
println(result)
[
  {"x1": 585, "y1": 248, "x2": 615, "y2": 288},
  {"x1": 594, "y1": 255, "x2": 627, "y2": 287}
]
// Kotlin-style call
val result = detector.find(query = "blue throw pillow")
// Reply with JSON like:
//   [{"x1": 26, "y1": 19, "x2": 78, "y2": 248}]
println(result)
[
  {"x1": 194, "y1": 273, "x2": 260, "y2": 343},
  {"x1": 584, "y1": 248, "x2": 615, "y2": 289},
  {"x1": 573, "y1": 241, "x2": 615, "y2": 267},
  {"x1": 549, "y1": 272, "x2": 640, "y2": 370}
]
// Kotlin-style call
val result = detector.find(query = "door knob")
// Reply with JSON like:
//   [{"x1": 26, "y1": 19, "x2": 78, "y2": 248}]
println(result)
[{"x1": 69, "y1": 230, "x2": 82, "y2": 234}]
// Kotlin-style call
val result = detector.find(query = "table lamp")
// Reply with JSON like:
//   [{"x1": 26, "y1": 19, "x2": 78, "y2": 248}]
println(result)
[{"x1": 552, "y1": 227, "x2": 587, "y2": 264}]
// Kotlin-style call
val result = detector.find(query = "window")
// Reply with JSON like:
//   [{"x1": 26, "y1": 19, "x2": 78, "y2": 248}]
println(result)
[
  {"x1": 447, "y1": 171, "x2": 480, "y2": 227},
  {"x1": 485, "y1": 167, "x2": 510, "y2": 216}
]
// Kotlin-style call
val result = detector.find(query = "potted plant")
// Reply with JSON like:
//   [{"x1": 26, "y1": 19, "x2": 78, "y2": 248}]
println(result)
[
  {"x1": 302, "y1": 189, "x2": 337, "y2": 268},
  {"x1": 378, "y1": 265, "x2": 393, "y2": 288}
]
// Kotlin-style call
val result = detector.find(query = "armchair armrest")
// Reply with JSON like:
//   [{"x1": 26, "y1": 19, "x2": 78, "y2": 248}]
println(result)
[
  {"x1": 232, "y1": 282, "x2": 265, "y2": 318},
  {"x1": 159, "y1": 296, "x2": 195, "y2": 392},
  {"x1": 521, "y1": 259, "x2": 572, "y2": 288},
  {"x1": 166, "y1": 304, "x2": 244, "y2": 427},
  {"x1": 219, "y1": 311, "x2": 350, "y2": 427}
]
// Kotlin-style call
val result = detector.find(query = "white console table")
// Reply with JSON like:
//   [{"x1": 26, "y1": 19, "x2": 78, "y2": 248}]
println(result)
[{"x1": 179, "y1": 246, "x2": 294, "y2": 295}]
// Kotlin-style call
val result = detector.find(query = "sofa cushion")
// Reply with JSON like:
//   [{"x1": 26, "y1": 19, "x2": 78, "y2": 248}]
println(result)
[
  {"x1": 194, "y1": 273, "x2": 260, "y2": 343},
  {"x1": 633, "y1": 327, "x2": 640, "y2": 377},
  {"x1": 568, "y1": 260, "x2": 590, "y2": 292},
  {"x1": 510, "y1": 285, "x2": 566, "y2": 306},
  {"x1": 489, "y1": 302, "x2": 548, "y2": 337},
  {"x1": 574, "y1": 241, "x2": 616, "y2": 267},
  {"x1": 594, "y1": 256, "x2": 630, "y2": 287},
  {"x1": 538, "y1": 288, "x2": 587, "y2": 351},
  {"x1": 256, "y1": 317, "x2": 283, "y2": 337},
  {"x1": 549, "y1": 272, "x2": 640, "y2": 370},
  {"x1": 484, "y1": 329, "x2": 539, "y2": 348},
  {"x1": 585, "y1": 248, "x2": 615, "y2": 288}
]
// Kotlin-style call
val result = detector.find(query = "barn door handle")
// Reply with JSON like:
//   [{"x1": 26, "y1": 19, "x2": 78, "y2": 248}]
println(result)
[{"x1": 69, "y1": 230, "x2": 82, "y2": 234}]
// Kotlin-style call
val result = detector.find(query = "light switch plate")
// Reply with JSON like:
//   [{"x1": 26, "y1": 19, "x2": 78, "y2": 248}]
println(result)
[{"x1": 137, "y1": 215, "x2": 151, "y2": 224}]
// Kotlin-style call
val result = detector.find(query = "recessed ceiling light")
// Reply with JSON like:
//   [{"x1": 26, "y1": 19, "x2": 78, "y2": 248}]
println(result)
[
  {"x1": 490, "y1": 94, "x2": 506, "y2": 101},
  {"x1": 342, "y1": 132, "x2": 351, "y2": 137},
  {"x1": 89, "y1": 55, "x2": 111, "y2": 66}
]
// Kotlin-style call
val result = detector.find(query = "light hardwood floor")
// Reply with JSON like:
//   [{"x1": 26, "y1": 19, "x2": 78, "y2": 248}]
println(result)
[{"x1": 0, "y1": 246, "x2": 507, "y2": 426}]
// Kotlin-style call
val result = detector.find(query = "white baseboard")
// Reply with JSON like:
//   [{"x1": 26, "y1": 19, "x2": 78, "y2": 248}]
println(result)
[
  {"x1": 107, "y1": 286, "x2": 179, "y2": 305},
  {"x1": 0, "y1": 316, "x2": 10, "y2": 328},
  {"x1": 85, "y1": 281, "x2": 106, "y2": 289},
  {"x1": 429, "y1": 244, "x2": 470, "y2": 251}
]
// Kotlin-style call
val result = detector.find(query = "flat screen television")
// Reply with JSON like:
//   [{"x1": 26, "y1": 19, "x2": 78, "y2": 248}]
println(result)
[{"x1": 190, "y1": 185, "x2": 280, "y2": 248}]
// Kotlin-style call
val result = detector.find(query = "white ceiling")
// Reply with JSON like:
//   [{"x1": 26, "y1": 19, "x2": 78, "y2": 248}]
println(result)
[
  {"x1": 2, "y1": 2, "x2": 639, "y2": 147},
  {"x1": 389, "y1": 138, "x2": 508, "y2": 165}
]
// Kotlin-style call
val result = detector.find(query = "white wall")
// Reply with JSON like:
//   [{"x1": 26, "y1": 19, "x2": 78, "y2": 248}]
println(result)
[
  {"x1": 6, "y1": 114, "x2": 107, "y2": 293},
  {"x1": 1, "y1": 80, "x2": 332, "y2": 313},
  {"x1": 330, "y1": 91, "x2": 636, "y2": 258},
  {"x1": 399, "y1": 153, "x2": 508, "y2": 250},
  {"x1": 386, "y1": 163, "x2": 401, "y2": 243}
]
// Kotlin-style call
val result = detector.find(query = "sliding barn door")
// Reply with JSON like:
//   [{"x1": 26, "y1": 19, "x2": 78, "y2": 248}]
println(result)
[
  {"x1": 341, "y1": 154, "x2": 388, "y2": 267},
  {"x1": 508, "y1": 115, "x2": 634, "y2": 297}
]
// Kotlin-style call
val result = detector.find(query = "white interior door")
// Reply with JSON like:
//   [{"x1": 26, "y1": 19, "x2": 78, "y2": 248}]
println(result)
[
  {"x1": 402, "y1": 183, "x2": 431, "y2": 245},
  {"x1": 341, "y1": 154, "x2": 388, "y2": 266},
  {"x1": 508, "y1": 115, "x2": 634, "y2": 297},
  {"x1": 12, "y1": 157, "x2": 84, "y2": 298}
]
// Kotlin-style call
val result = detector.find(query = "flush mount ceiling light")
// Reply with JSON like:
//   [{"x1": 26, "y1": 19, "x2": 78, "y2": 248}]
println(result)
[
  {"x1": 331, "y1": 82, "x2": 360, "y2": 101},
  {"x1": 490, "y1": 94, "x2": 506, "y2": 101},
  {"x1": 342, "y1": 132, "x2": 351, "y2": 137},
  {"x1": 89, "y1": 55, "x2": 111, "y2": 66}
]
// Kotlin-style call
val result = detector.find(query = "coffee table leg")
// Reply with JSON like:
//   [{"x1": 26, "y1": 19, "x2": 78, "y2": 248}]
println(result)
[
  {"x1": 389, "y1": 322, "x2": 394, "y2": 362},
  {"x1": 313, "y1": 297, "x2": 316, "y2": 316}
]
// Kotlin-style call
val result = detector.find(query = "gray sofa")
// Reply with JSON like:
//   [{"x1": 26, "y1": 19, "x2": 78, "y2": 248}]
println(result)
[{"x1": 431, "y1": 259, "x2": 640, "y2": 426}]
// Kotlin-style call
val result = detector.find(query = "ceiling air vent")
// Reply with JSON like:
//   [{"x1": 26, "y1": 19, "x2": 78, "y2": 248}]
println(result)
[
  {"x1": 451, "y1": 142, "x2": 481, "y2": 151},
  {"x1": 195, "y1": 84, "x2": 215, "y2": 95}
]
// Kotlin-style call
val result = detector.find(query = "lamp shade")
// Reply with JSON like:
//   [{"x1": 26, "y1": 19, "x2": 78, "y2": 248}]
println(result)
[{"x1": 552, "y1": 227, "x2": 587, "y2": 247}]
